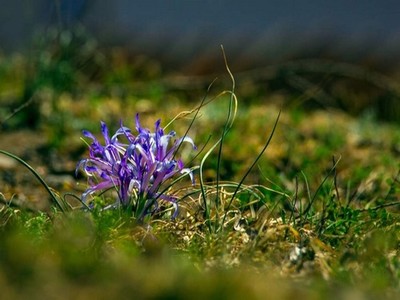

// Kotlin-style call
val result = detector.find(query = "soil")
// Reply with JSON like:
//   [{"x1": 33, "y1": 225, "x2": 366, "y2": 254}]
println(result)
[{"x1": 0, "y1": 129, "x2": 84, "y2": 211}]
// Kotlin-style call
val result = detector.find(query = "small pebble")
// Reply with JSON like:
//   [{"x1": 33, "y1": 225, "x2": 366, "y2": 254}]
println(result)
[{"x1": 0, "y1": 156, "x2": 17, "y2": 169}]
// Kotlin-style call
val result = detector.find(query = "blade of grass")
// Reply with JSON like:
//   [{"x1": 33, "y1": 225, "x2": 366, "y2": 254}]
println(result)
[
  {"x1": 168, "y1": 78, "x2": 217, "y2": 161},
  {"x1": 0, "y1": 149, "x2": 66, "y2": 212},
  {"x1": 220, "y1": 110, "x2": 281, "y2": 232},
  {"x1": 299, "y1": 157, "x2": 341, "y2": 227},
  {"x1": 214, "y1": 46, "x2": 237, "y2": 231}
]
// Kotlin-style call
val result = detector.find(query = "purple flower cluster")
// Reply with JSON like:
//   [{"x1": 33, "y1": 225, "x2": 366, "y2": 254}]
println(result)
[{"x1": 77, "y1": 114, "x2": 196, "y2": 217}]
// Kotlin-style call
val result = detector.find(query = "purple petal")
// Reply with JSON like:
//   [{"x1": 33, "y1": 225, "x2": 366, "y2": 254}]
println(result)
[
  {"x1": 82, "y1": 130, "x2": 97, "y2": 140},
  {"x1": 101, "y1": 121, "x2": 111, "y2": 144},
  {"x1": 78, "y1": 114, "x2": 197, "y2": 214}
]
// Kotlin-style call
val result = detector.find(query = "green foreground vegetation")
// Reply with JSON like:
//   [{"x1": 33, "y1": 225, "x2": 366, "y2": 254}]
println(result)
[{"x1": 0, "y1": 30, "x2": 400, "y2": 299}]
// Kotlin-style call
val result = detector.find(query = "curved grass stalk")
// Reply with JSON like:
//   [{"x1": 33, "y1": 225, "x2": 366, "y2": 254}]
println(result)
[
  {"x1": 202, "y1": 182, "x2": 274, "y2": 205},
  {"x1": 0, "y1": 149, "x2": 66, "y2": 212},
  {"x1": 168, "y1": 79, "x2": 217, "y2": 163},
  {"x1": 252, "y1": 184, "x2": 292, "y2": 201},
  {"x1": 164, "y1": 78, "x2": 218, "y2": 130},
  {"x1": 197, "y1": 48, "x2": 239, "y2": 233},
  {"x1": 299, "y1": 156, "x2": 341, "y2": 225},
  {"x1": 220, "y1": 110, "x2": 281, "y2": 232},
  {"x1": 215, "y1": 46, "x2": 236, "y2": 227},
  {"x1": 139, "y1": 166, "x2": 201, "y2": 220},
  {"x1": 63, "y1": 192, "x2": 90, "y2": 210},
  {"x1": 198, "y1": 90, "x2": 238, "y2": 232}
]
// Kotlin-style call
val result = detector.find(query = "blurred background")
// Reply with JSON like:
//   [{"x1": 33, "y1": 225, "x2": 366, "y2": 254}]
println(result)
[
  {"x1": 2, "y1": 0, "x2": 400, "y2": 71},
  {"x1": 1, "y1": 0, "x2": 400, "y2": 122}
]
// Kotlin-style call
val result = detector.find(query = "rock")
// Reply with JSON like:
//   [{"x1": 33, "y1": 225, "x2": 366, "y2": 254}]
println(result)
[{"x1": 0, "y1": 155, "x2": 17, "y2": 169}]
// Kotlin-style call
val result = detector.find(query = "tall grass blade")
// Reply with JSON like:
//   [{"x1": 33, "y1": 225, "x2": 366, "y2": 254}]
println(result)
[
  {"x1": 300, "y1": 156, "x2": 341, "y2": 226},
  {"x1": 214, "y1": 46, "x2": 237, "y2": 230},
  {"x1": 220, "y1": 110, "x2": 281, "y2": 231},
  {"x1": 0, "y1": 149, "x2": 66, "y2": 212}
]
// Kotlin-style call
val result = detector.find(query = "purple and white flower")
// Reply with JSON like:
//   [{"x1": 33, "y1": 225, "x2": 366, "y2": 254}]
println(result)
[{"x1": 76, "y1": 114, "x2": 196, "y2": 218}]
